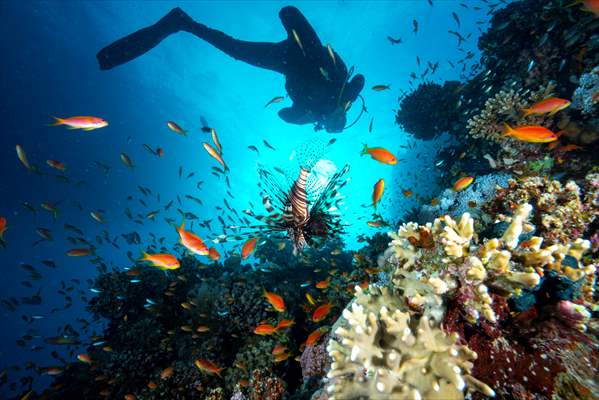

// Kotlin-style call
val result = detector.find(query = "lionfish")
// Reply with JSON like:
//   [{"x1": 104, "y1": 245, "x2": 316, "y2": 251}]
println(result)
[
  {"x1": 251, "y1": 162, "x2": 350, "y2": 254},
  {"x1": 216, "y1": 144, "x2": 349, "y2": 257}
]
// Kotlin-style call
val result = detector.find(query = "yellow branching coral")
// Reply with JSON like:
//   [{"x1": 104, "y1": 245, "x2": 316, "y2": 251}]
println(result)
[
  {"x1": 439, "y1": 212, "x2": 475, "y2": 257},
  {"x1": 326, "y1": 286, "x2": 494, "y2": 400}
]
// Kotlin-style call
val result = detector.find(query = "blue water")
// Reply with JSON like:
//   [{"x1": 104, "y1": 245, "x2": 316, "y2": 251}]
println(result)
[{"x1": 0, "y1": 1, "x2": 485, "y2": 395}]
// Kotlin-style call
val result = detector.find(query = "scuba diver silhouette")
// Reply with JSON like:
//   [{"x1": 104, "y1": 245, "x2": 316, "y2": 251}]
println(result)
[{"x1": 97, "y1": 6, "x2": 365, "y2": 133}]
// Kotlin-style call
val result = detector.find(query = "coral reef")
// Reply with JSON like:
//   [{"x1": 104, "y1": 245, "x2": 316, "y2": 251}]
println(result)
[
  {"x1": 328, "y1": 203, "x2": 598, "y2": 399},
  {"x1": 395, "y1": 81, "x2": 463, "y2": 140}
]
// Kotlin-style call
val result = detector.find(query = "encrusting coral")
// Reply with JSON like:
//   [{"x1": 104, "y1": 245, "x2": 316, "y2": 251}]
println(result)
[{"x1": 572, "y1": 66, "x2": 599, "y2": 116}]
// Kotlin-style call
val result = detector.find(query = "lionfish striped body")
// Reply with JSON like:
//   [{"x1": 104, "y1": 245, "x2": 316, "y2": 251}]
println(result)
[
  {"x1": 224, "y1": 163, "x2": 350, "y2": 255},
  {"x1": 284, "y1": 168, "x2": 310, "y2": 253}
]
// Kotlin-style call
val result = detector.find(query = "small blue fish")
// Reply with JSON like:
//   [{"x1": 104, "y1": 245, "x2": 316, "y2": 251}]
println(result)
[
  {"x1": 89, "y1": 288, "x2": 102, "y2": 293},
  {"x1": 92, "y1": 341, "x2": 106, "y2": 346},
  {"x1": 217, "y1": 310, "x2": 229, "y2": 317},
  {"x1": 129, "y1": 279, "x2": 141, "y2": 283}
]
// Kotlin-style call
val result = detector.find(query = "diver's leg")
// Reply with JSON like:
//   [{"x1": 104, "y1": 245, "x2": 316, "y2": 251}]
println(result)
[
  {"x1": 184, "y1": 21, "x2": 287, "y2": 73},
  {"x1": 97, "y1": 7, "x2": 193, "y2": 70},
  {"x1": 97, "y1": 7, "x2": 287, "y2": 74},
  {"x1": 278, "y1": 105, "x2": 314, "y2": 125},
  {"x1": 278, "y1": 6, "x2": 322, "y2": 56}
]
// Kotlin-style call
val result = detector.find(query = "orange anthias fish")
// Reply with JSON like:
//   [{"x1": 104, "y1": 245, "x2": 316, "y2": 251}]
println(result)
[
  {"x1": 275, "y1": 319, "x2": 295, "y2": 330},
  {"x1": 503, "y1": 123, "x2": 558, "y2": 143},
  {"x1": 264, "y1": 291, "x2": 286, "y2": 312},
  {"x1": 16, "y1": 144, "x2": 31, "y2": 170},
  {"x1": 46, "y1": 160, "x2": 66, "y2": 172},
  {"x1": 274, "y1": 352, "x2": 291, "y2": 363},
  {"x1": 208, "y1": 247, "x2": 221, "y2": 261},
  {"x1": 242, "y1": 237, "x2": 258, "y2": 259},
  {"x1": 254, "y1": 323, "x2": 278, "y2": 336},
  {"x1": 90, "y1": 211, "x2": 105, "y2": 224},
  {"x1": 265, "y1": 96, "x2": 285, "y2": 108},
  {"x1": 312, "y1": 303, "x2": 332, "y2": 322},
  {"x1": 305, "y1": 328, "x2": 325, "y2": 346},
  {"x1": 203, "y1": 142, "x2": 229, "y2": 172},
  {"x1": 120, "y1": 153, "x2": 134, "y2": 169},
  {"x1": 522, "y1": 97, "x2": 571, "y2": 116},
  {"x1": 167, "y1": 121, "x2": 186, "y2": 136},
  {"x1": 50, "y1": 116, "x2": 108, "y2": 131},
  {"x1": 581, "y1": 0, "x2": 599, "y2": 16},
  {"x1": 403, "y1": 189, "x2": 413, "y2": 197},
  {"x1": 176, "y1": 222, "x2": 209, "y2": 256},
  {"x1": 194, "y1": 359, "x2": 223, "y2": 377},
  {"x1": 272, "y1": 344, "x2": 288, "y2": 355},
  {"x1": 0, "y1": 217, "x2": 7, "y2": 241},
  {"x1": 372, "y1": 84, "x2": 391, "y2": 91},
  {"x1": 160, "y1": 367, "x2": 174, "y2": 379},
  {"x1": 141, "y1": 252, "x2": 180, "y2": 270},
  {"x1": 66, "y1": 248, "x2": 92, "y2": 257},
  {"x1": 556, "y1": 144, "x2": 583, "y2": 153},
  {"x1": 77, "y1": 353, "x2": 92, "y2": 363},
  {"x1": 453, "y1": 176, "x2": 474, "y2": 192},
  {"x1": 361, "y1": 144, "x2": 397, "y2": 165},
  {"x1": 211, "y1": 128, "x2": 222, "y2": 154},
  {"x1": 315, "y1": 279, "x2": 330, "y2": 289},
  {"x1": 367, "y1": 220, "x2": 387, "y2": 228},
  {"x1": 372, "y1": 179, "x2": 385, "y2": 210}
]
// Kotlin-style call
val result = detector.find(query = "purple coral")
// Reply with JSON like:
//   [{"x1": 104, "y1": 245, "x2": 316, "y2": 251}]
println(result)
[{"x1": 300, "y1": 334, "x2": 331, "y2": 381}]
